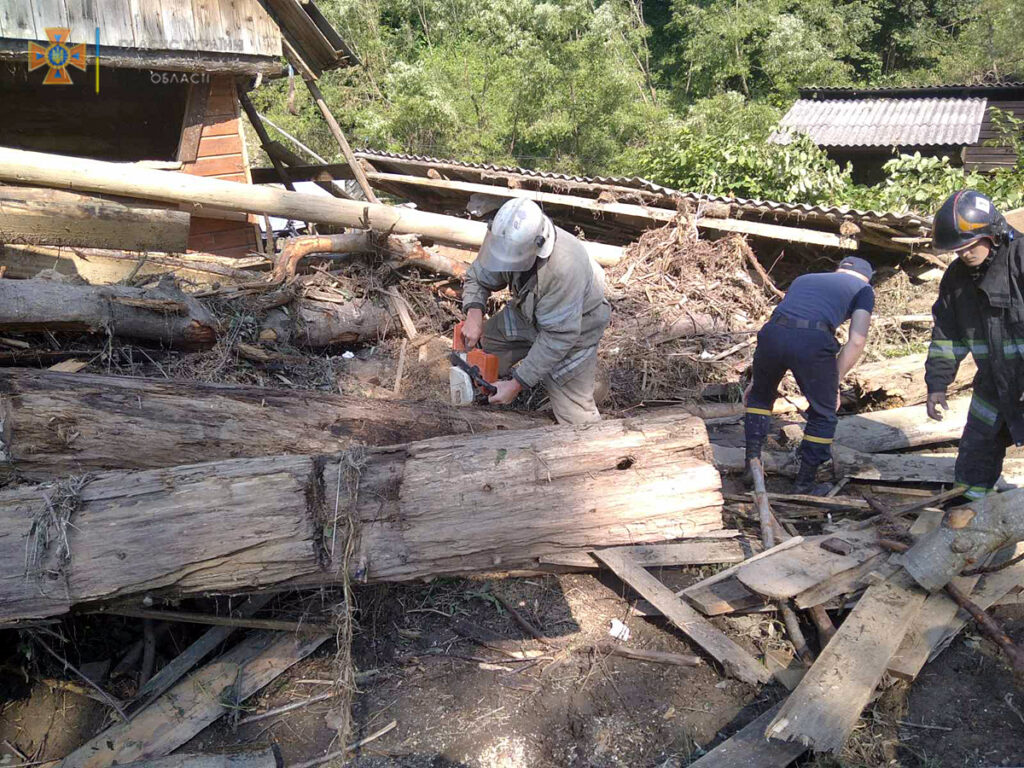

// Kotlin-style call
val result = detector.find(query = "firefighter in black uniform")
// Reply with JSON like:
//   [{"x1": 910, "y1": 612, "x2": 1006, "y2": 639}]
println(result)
[
  {"x1": 925, "y1": 189, "x2": 1024, "y2": 500},
  {"x1": 744, "y1": 257, "x2": 875, "y2": 495}
]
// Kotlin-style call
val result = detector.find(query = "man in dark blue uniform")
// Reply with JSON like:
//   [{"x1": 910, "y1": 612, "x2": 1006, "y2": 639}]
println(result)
[{"x1": 744, "y1": 256, "x2": 875, "y2": 495}]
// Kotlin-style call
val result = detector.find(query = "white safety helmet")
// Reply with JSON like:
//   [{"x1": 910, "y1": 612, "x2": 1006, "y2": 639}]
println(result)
[{"x1": 477, "y1": 198, "x2": 555, "y2": 272}]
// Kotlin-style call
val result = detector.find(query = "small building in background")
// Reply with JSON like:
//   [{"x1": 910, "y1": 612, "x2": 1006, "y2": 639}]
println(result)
[
  {"x1": 0, "y1": 0, "x2": 353, "y2": 260},
  {"x1": 771, "y1": 83, "x2": 1024, "y2": 184}
]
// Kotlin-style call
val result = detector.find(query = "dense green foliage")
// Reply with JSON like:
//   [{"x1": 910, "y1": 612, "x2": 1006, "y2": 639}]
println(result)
[{"x1": 252, "y1": 0, "x2": 1023, "y2": 213}]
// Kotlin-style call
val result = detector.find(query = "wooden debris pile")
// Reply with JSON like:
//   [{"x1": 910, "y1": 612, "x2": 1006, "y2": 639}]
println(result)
[
  {"x1": 2, "y1": 145, "x2": 1023, "y2": 767},
  {"x1": 601, "y1": 217, "x2": 777, "y2": 407}
]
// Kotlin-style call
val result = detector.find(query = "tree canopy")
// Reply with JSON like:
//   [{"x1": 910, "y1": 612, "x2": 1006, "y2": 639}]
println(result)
[{"x1": 250, "y1": 0, "x2": 1023, "y2": 212}]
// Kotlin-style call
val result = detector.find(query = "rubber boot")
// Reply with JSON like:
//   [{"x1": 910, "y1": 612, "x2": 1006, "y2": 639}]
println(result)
[
  {"x1": 743, "y1": 412, "x2": 771, "y2": 488},
  {"x1": 792, "y1": 461, "x2": 831, "y2": 496}
]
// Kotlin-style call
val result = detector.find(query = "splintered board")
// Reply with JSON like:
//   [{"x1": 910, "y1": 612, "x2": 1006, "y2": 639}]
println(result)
[
  {"x1": 595, "y1": 548, "x2": 771, "y2": 686},
  {"x1": 735, "y1": 532, "x2": 881, "y2": 600},
  {"x1": 765, "y1": 572, "x2": 927, "y2": 753},
  {"x1": 689, "y1": 703, "x2": 807, "y2": 768}
]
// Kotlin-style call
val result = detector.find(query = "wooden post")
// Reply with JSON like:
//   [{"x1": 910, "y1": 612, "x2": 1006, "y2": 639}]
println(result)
[
  {"x1": 303, "y1": 79, "x2": 379, "y2": 204},
  {"x1": 237, "y1": 88, "x2": 295, "y2": 192}
]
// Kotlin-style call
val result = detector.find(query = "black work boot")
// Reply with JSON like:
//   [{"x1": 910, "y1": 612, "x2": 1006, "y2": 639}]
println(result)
[
  {"x1": 792, "y1": 461, "x2": 831, "y2": 496},
  {"x1": 743, "y1": 412, "x2": 771, "y2": 487}
]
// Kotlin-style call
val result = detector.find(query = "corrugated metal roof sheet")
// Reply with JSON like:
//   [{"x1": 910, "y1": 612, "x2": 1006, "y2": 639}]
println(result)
[
  {"x1": 356, "y1": 149, "x2": 930, "y2": 228},
  {"x1": 799, "y1": 83, "x2": 1024, "y2": 99},
  {"x1": 771, "y1": 97, "x2": 988, "y2": 148}
]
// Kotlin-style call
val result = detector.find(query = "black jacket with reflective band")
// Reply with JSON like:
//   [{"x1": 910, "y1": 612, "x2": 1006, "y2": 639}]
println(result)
[{"x1": 926, "y1": 231, "x2": 1024, "y2": 443}]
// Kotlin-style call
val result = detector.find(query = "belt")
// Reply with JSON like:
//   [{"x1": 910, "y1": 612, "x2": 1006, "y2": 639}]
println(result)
[{"x1": 769, "y1": 314, "x2": 833, "y2": 334}]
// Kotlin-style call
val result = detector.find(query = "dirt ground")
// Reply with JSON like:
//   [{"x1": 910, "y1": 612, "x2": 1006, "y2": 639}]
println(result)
[{"x1": 5, "y1": 565, "x2": 1022, "y2": 768}]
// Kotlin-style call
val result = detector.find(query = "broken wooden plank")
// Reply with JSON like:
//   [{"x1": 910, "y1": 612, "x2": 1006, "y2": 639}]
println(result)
[
  {"x1": 115, "y1": 747, "x2": 280, "y2": 768},
  {"x1": 887, "y1": 570, "x2": 982, "y2": 681},
  {"x1": 688, "y1": 703, "x2": 806, "y2": 768},
  {"x1": 735, "y1": 532, "x2": 881, "y2": 600},
  {"x1": 680, "y1": 537, "x2": 804, "y2": 616},
  {"x1": 591, "y1": 540, "x2": 752, "y2": 567},
  {"x1": 538, "y1": 532, "x2": 745, "y2": 569},
  {"x1": 793, "y1": 552, "x2": 889, "y2": 609},
  {"x1": 765, "y1": 572, "x2": 928, "y2": 753},
  {"x1": 59, "y1": 631, "x2": 329, "y2": 768},
  {"x1": 129, "y1": 595, "x2": 274, "y2": 712},
  {"x1": 594, "y1": 548, "x2": 770, "y2": 685}
]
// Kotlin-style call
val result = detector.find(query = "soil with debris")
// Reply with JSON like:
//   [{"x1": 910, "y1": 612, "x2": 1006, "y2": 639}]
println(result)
[{"x1": 4, "y1": 572, "x2": 1021, "y2": 768}]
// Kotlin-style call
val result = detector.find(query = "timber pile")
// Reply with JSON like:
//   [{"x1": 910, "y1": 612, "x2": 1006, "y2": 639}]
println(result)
[{"x1": 3, "y1": 144, "x2": 1022, "y2": 767}]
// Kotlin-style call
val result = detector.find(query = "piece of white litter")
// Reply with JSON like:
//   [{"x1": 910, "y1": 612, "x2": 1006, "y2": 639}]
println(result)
[
  {"x1": 608, "y1": 618, "x2": 630, "y2": 641},
  {"x1": 342, "y1": 351, "x2": 355, "y2": 359}
]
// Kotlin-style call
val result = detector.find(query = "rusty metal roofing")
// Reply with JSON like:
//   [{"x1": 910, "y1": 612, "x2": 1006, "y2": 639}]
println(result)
[
  {"x1": 772, "y1": 97, "x2": 988, "y2": 148},
  {"x1": 355, "y1": 149, "x2": 930, "y2": 229}
]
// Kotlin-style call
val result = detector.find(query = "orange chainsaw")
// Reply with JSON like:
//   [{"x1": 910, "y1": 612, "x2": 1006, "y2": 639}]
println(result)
[{"x1": 449, "y1": 321, "x2": 500, "y2": 406}]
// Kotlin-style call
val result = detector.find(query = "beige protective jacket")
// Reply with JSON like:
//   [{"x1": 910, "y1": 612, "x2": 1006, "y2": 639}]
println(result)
[{"x1": 462, "y1": 227, "x2": 610, "y2": 387}]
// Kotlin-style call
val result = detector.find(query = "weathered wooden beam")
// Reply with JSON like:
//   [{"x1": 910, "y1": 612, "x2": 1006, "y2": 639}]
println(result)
[
  {"x1": 1, "y1": 412, "x2": 724, "y2": 624},
  {"x1": 0, "y1": 368, "x2": 542, "y2": 481},
  {"x1": 833, "y1": 398, "x2": 970, "y2": 452},
  {"x1": 1, "y1": 243, "x2": 263, "y2": 285},
  {"x1": 356, "y1": 171, "x2": 858, "y2": 250},
  {"x1": 0, "y1": 147, "x2": 622, "y2": 265},
  {"x1": 0, "y1": 185, "x2": 190, "y2": 252}
]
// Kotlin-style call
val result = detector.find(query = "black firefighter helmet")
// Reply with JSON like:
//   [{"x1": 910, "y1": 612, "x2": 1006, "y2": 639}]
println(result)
[{"x1": 932, "y1": 189, "x2": 1006, "y2": 253}]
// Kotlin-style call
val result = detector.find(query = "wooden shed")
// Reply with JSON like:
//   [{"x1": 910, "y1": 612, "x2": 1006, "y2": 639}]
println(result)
[
  {"x1": 772, "y1": 83, "x2": 1024, "y2": 183},
  {"x1": 0, "y1": 0, "x2": 354, "y2": 260}
]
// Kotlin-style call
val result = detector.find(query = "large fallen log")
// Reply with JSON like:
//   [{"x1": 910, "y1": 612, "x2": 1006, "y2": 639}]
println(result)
[
  {"x1": 900, "y1": 487, "x2": 1024, "y2": 591},
  {"x1": 0, "y1": 277, "x2": 217, "y2": 348},
  {"x1": 0, "y1": 411, "x2": 723, "y2": 624},
  {"x1": 0, "y1": 369, "x2": 542, "y2": 480},
  {"x1": 271, "y1": 231, "x2": 470, "y2": 281},
  {"x1": 831, "y1": 398, "x2": 969, "y2": 452},
  {"x1": 846, "y1": 353, "x2": 976, "y2": 408},
  {"x1": 0, "y1": 184, "x2": 190, "y2": 252},
  {"x1": 1, "y1": 243, "x2": 264, "y2": 285},
  {"x1": 260, "y1": 298, "x2": 390, "y2": 347},
  {"x1": 0, "y1": 147, "x2": 621, "y2": 266}
]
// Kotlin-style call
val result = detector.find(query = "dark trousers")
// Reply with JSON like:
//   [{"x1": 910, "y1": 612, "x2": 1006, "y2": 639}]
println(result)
[
  {"x1": 955, "y1": 397, "x2": 1012, "y2": 500},
  {"x1": 744, "y1": 323, "x2": 840, "y2": 467}
]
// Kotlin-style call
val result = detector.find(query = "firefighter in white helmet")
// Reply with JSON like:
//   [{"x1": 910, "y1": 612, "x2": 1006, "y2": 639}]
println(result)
[{"x1": 460, "y1": 198, "x2": 611, "y2": 424}]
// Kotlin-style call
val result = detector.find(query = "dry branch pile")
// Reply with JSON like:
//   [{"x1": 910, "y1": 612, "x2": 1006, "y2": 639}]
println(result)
[{"x1": 601, "y1": 219, "x2": 775, "y2": 406}]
